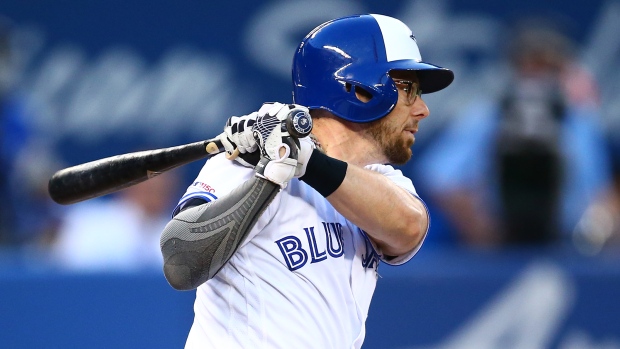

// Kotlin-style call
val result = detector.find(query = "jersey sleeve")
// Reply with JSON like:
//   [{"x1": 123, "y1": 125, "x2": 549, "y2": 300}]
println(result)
[
  {"x1": 362, "y1": 163, "x2": 430, "y2": 266},
  {"x1": 172, "y1": 153, "x2": 255, "y2": 216}
]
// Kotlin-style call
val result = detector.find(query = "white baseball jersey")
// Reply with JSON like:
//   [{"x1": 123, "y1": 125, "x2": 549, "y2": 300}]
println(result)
[{"x1": 174, "y1": 153, "x2": 427, "y2": 349}]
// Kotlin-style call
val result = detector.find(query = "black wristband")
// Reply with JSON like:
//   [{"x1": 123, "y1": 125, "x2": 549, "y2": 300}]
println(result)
[{"x1": 300, "y1": 149, "x2": 348, "y2": 197}]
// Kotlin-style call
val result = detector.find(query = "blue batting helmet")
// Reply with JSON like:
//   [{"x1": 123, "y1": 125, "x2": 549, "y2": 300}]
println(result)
[{"x1": 292, "y1": 14, "x2": 454, "y2": 123}]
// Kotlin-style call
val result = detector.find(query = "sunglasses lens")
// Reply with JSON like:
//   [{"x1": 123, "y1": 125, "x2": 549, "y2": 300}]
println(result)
[{"x1": 393, "y1": 79, "x2": 420, "y2": 105}]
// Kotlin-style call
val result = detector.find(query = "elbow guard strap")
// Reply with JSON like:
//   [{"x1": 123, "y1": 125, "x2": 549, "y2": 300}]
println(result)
[{"x1": 160, "y1": 176, "x2": 279, "y2": 290}]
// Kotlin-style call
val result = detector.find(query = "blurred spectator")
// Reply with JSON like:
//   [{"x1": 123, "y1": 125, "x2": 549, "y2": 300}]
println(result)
[
  {"x1": 0, "y1": 16, "x2": 12, "y2": 244},
  {"x1": 608, "y1": 139, "x2": 620, "y2": 245},
  {"x1": 50, "y1": 170, "x2": 180, "y2": 271},
  {"x1": 0, "y1": 15, "x2": 63, "y2": 246},
  {"x1": 415, "y1": 20, "x2": 613, "y2": 248},
  {"x1": 571, "y1": 132, "x2": 620, "y2": 254},
  {"x1": 7, "y1": 137, "x2": 63, "y2": 246}
]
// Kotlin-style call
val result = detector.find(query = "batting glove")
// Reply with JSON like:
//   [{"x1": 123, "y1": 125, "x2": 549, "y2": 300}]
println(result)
[
  {"x1": 294, "y1": 136, "x2": 316, "y2": 178},
  {"x1": 252, "y1": 102, "x2": 310, "y2": 188},
  {"x1": 220, "y1": 112, "x2": 259, "y2": 167},
  {"x1": 227, "y1": 113, "x2": 258, "y2": 154}
]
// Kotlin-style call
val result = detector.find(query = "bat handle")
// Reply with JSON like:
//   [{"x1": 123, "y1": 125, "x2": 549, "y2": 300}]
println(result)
[
  {"x1": 225, "y1": 148, "x2": 240, "y2": 160},
  {"x1": 205, "y1": 138, "x2": 240, "y2": 160},
  {"x1": 207, "y1": 107, "x2": 312, "y2": 162}
]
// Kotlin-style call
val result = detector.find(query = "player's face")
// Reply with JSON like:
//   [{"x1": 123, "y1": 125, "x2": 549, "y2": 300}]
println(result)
[{"x1": 365, "y1": 71, "x2": 430, "y2": 164}]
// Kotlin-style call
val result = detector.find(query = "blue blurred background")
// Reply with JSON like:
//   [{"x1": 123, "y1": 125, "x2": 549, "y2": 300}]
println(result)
[{"x1": 0, "y1": 0, "x2": 619, "y2": 348}]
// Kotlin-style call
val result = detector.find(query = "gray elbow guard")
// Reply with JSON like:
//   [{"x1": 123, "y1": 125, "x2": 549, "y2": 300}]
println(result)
[{"x1": 160, "y1": 176, "x2": 279, "y2": 290}]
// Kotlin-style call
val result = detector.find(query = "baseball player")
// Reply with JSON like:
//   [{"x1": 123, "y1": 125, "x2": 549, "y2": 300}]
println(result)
[{"x1": 160, "y1": 14, "x2": 453, "y2": 348}]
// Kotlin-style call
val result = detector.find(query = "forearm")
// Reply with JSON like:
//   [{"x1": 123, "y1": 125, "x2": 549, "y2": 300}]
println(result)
[
  {"x1": 328, "y1": 165, "x2": 427, "y2": 256},
  {"x1": 160, "y1": 176, "x2": 279, "y2": 290},
  {"x1": 301, "y1": 150, "x2": 427, "y2": 256}
]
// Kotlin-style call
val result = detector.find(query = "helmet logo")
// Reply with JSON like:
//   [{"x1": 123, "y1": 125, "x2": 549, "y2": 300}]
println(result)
[{"x1": 410, "y1": 34, "x2": 417, "y2": 43}]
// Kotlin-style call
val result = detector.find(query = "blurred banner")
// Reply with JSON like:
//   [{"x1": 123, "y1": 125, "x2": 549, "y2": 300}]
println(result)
[
  {"x1": 1, "y1": 248, "x2": 619, "y2": 349},
  {"x1": 0, "y1": 0, "x2": 618, "y2": 165}
]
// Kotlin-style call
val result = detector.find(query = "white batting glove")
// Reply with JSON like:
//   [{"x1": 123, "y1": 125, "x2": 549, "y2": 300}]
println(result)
[
  {"x1": 255, "y1": 144, "x2": 298, "y2": 188},
  {"x1": 219, "y1": 112, "x2": 259, "y2": 167},
  {"x1": 257, "y1": 136, "x2": 314, "y2": 186},
  {"x1": 253, "y1": 102, "x2": 311, "y2": 187},
  {"x1": 294, "y1": 136, "x2": 316, "y2": 178},
  {"x1": 256, "y1": 102, "x2": 288, "y2": 120},
  {"x1": 227, "y1": 113, "x2": 258, "y2": 154}
]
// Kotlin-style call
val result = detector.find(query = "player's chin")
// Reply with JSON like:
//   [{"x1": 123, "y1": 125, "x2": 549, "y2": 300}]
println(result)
[{"x1": 385, "y1": 145, "x2": 413, "y2": 165}]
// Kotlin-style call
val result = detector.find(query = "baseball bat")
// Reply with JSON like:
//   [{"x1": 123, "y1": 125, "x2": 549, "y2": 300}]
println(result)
[
  {"x1": 48, "y1": 137, "x2": 228, "y2": 205},
  {"x1": 48, "y1": 106, "x2": 313, "y2": 205}
]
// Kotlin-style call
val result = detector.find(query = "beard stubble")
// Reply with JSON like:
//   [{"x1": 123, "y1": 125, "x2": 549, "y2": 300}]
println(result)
[{"x1": 366, "y1": 119, "x2": 414, "y2": 165}]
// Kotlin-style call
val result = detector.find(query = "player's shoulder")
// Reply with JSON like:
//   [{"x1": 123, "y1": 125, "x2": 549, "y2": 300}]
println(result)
[
  {"x1": 365, "y1": 163, "x2": 417, "y2": 194},
  {"x1": 364, "y1": 163, "x2": 404, "y2": 176}
]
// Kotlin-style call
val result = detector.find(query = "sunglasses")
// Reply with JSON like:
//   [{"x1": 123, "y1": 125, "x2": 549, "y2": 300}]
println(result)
[{"x1": 392, "y1": 79, "x2": 422, "y2": 105}]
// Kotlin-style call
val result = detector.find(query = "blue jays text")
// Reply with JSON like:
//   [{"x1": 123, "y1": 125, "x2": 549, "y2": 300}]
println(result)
[{"x1": 275, "y1": 222, "x2": 380, "y2": 271}]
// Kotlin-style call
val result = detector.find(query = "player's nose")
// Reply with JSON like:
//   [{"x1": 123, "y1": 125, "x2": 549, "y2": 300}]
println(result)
[{"x1": 411, "y1": 97, "x2": 430, "y2": 120}]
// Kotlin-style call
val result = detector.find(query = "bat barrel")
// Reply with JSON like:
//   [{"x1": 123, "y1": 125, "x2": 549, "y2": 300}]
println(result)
[{"x1": 48, "y1": 139, "x2": 223, "y2": 205}]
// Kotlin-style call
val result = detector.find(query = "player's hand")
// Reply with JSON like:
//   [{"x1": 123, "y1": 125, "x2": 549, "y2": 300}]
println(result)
[
  {"x1": 252, "y1": 102, "x2": 311, "y2": 187},
  {"x1": 220, "y1": 112, "x2": 259, "y2": 168},
  {"x1": 227, "y1": 113, "x2": 258, "y2": 154},
  {"x1": 294, "y1": 136, "x2": 316, "y2": 178}
]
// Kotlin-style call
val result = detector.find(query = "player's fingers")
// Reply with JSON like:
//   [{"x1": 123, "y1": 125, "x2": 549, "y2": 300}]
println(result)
[
  {"x1": 218, "y1": 133, "x2": 237, "y2": 156},
  {"x1": 239, "y1": 114, "x2": 258, "y2": 153},
  {"x1": 257, "y1": 102, "x2": 275, "y2": 116},
  {"x1": 237, "y1": 123, "x2": 251, "y2": 153},
  {"x1": 247, "y1": 142, "x2": 258, "y2": 153},
  {"x1": 245, "y1": 111, "x2": 258, "y2": 121},
  {"x1": 266, "y1": 102, "x2": 287, "y2": 117},
  {"x1": 225, "y1": 116, "x2": 240, "y2": 135}
]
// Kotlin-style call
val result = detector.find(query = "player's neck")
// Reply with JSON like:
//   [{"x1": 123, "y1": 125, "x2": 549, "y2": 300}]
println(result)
[{"x1": 312, "y1": 118, "x2": 387, "y2": 166}]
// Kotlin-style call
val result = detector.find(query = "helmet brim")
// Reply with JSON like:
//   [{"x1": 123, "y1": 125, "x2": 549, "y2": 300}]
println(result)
[{"x1": 388, "y1": 61, "x2": 454, "y2": 94}]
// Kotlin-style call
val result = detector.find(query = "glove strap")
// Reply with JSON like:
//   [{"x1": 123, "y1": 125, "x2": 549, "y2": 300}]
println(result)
[{"x1": 255, "y1": 157, "x2": 297, "y2": 188}]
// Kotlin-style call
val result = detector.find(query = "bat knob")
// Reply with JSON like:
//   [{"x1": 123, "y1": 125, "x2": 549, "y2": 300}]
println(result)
[{"x1": 286, "y1": 108, "x2": 313, "y2": 138}]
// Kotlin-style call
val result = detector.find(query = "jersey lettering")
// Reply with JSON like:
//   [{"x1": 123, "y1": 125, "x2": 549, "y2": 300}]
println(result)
[
  {"x1": 305, "y1": 227, "x2": 327, "y2": 263},
  {"x1": 361, "y1": 231, "x2": 380, "y2": 271},
  {"x1": 276, "y1": 222, "x2": 345, "y2": 271},
  {"x1": 275, "y1": 236, "x2": 308, "y2": 271},
  {"x1": 324, "y1": 222, "x2": 344, "y2": 258}
]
